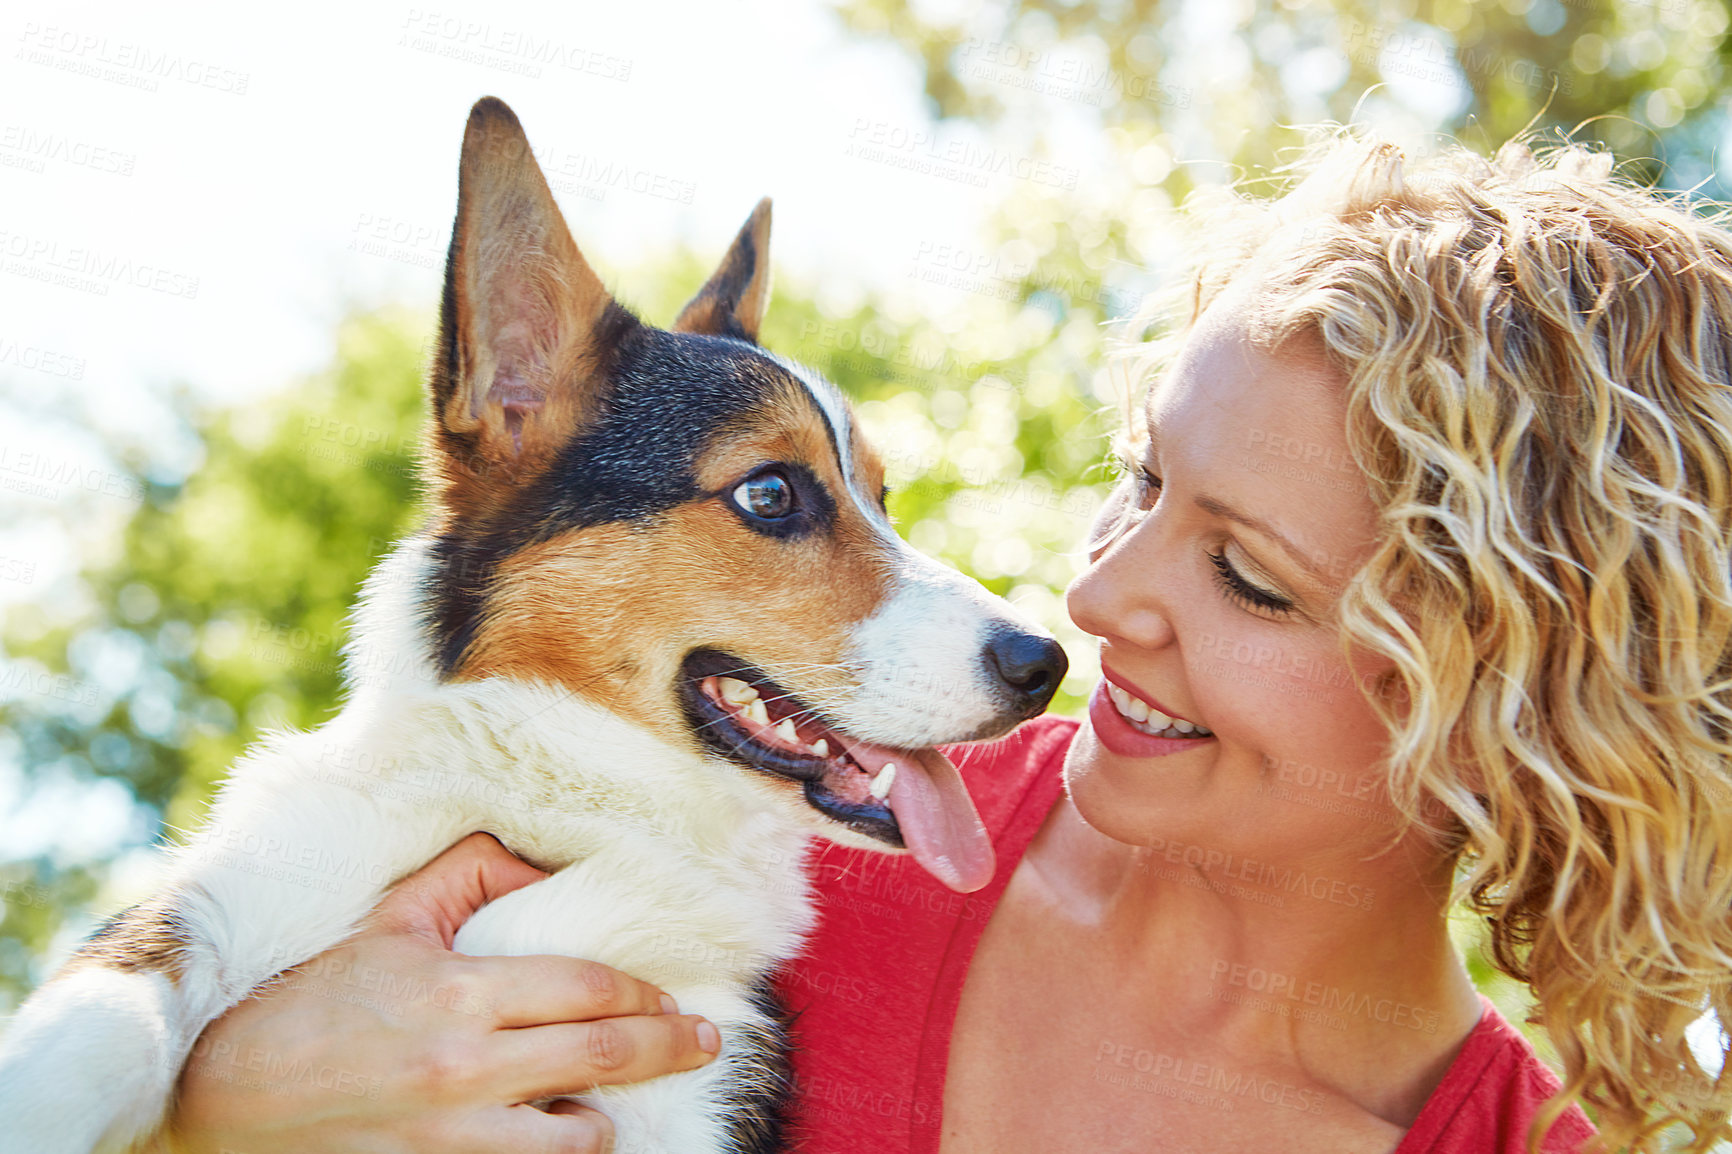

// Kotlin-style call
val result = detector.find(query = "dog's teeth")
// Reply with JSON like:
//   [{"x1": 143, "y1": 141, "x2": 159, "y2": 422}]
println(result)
[
  {"x1": 868, "y1": 763, "x2": 897, "y2": 800},
  {"x1": 810, "y1": 738, "x2": 830, "y2": 758},
  {"x1": 744, "y1": 698, "x2": 770, "y2": 727},
  {"x1": 775, "y1": 718, "x2": 799, "y2": 744},
  {"x1": 718, "y1": 677, "x2": 759, "y2": 706}
]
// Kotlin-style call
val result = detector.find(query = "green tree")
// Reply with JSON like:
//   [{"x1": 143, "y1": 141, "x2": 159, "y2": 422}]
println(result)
[
  {"x1": 0, "y1": 310, "x2": 429, "y2": 1004},
  {"x1": 840, "y1": 0, "x2": 1730, "y2": 180}
]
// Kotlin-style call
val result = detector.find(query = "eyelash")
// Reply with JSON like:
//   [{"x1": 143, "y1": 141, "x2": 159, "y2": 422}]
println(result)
[
  {"x1": 1118, "y1": 454, "x2": 1161, "y2": 510},
  {"x1": 1207, "y1": 550, "x2": 1294, "y2": 615}
]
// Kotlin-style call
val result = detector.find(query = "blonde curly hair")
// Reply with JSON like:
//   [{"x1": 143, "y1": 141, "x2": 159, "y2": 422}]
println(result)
[{"x1": 1124, "y1": 133, "x2": 1732, "y2": 1152}]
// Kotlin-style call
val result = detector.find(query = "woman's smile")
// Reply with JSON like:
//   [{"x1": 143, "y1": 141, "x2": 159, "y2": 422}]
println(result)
[{"x1": 1087, "y1": 667, "x2": 1215, "y2": 758}]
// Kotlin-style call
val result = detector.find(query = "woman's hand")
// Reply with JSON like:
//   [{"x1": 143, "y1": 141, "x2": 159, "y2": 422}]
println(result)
[{"x1": 168, "y1": 833, "x2": 720, "y2": 1154}]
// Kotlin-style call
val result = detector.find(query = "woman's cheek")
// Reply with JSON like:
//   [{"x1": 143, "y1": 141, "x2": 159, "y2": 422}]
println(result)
[
  {"x1": 1195, "y1": 625, "x2": 1395, "y2": 765},
  {"x1": 1186, "y1": 621, "x2": 1357, "y2": 746}
]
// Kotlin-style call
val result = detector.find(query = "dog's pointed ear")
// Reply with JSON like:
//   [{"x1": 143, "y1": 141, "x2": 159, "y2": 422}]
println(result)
[
  {"x1": 430, "y1": 97, "x2": 636, "y2": 496},
  {"x1": 671, "y1": 198, "x2": 772, "y2": 342}
]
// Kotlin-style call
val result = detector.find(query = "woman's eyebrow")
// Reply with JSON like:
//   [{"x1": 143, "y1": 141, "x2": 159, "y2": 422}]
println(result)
[
  {"x1": 1146, "y1": 407, "x2": 1338, "y2": 583},
  {"x1": 1194, "y1": 494, "x2": 1333, "y2": 583}
]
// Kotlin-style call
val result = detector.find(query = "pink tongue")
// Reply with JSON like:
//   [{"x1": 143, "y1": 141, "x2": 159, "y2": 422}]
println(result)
[{"x1": 833, "y1": 737, "x2": 996, "y2": 893}]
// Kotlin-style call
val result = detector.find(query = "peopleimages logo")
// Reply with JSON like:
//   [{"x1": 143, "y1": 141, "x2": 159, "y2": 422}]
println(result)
[
  {"x1": 1143, "y1": 835, "x2": 1376, "y2": 911},
  {"x1": 1208, "y1": 960, "x2": 1440, "y2": 1034},
  {"x1": 0, "y1": 230, "x2": 199, "y2": 299},
  {"x1": 396, "y1": 9, "x2": 633, "y2": 82},
  {"x1": 0, "y1": 335, "x2": 85, "y2": 379},
  {"x1": 0, "y1": 124, "x2": 136, "y2": 175},
  {"x1": 14, "y1": 23, "x2": 250, "y2": 94},
  {"x1": 1093, "y1": 1040, "x2": 1326, "y2": 1114}
]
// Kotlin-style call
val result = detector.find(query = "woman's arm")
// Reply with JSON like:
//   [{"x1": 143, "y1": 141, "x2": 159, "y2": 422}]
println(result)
[{"x1": 168, "y1": 833, "x2": 720, "y2": 1154}]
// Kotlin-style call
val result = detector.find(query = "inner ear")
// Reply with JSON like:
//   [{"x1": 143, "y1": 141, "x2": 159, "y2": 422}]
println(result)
[
  {"x1": 672, "y1": 198, "x2": 772, "y2": 342},
  {"x1": 431, "y1": 97, "x2": 637, "y2": 490}
]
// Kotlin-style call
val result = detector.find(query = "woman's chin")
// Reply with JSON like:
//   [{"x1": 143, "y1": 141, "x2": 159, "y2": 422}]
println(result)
[{"x1": 1061, "y1": 724, "x2": 1215, "y2": 847}]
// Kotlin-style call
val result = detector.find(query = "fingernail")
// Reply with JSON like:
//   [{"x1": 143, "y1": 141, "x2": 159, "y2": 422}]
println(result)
[
  {"x1": 696, "y1": 1019, "x2": 721, "y2": 1054},
  {"x1": 659, "y1": 993, "x2": 678, "y2": 1015}
]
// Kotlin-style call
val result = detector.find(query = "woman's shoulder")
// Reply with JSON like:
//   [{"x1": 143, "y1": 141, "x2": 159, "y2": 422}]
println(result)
[{"x1": 1395, "y1": 997, "x2": 1597, "y2": 1154}]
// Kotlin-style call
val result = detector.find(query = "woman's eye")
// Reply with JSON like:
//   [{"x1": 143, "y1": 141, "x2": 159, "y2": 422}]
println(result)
[
  {"x1": 1133, "y1": 465, "x2": 1162, "y2": 510},
  {"x1": 1112, "y1": 452, "x2": 1162, "y2": 513},
  {"x1": 1207, "y1": 550, "x2": 1294, "y2": 616},
  {"x1": 733, "y1": 471, "x2": 795, "y2": 519}
]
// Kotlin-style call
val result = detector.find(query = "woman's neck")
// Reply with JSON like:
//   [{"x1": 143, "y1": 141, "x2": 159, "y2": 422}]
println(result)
[{"x1": 1021, "y1": 790, "x2": 1485, "y2": 1126}]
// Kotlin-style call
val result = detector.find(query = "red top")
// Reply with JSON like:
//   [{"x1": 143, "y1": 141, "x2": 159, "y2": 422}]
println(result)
[
  {"x1": 773, "y1": 716, "x2": 1596, "y2": 1153},
  {"x1": 1391, "y1": 998, "x2": 1597, "y2": 1153}
]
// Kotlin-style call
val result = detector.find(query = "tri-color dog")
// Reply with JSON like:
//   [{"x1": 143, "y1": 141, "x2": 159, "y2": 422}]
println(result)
[{"x1": 0, "y1": 97, "x2": 1066, "y2": 1152}]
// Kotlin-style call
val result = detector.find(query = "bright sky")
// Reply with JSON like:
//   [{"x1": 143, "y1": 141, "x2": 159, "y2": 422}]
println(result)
[{"x1": 0, "y1": 0, "x2": 1030, "y2": 405}]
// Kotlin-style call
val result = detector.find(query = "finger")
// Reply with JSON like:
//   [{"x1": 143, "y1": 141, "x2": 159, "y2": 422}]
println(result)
[
  {"x1": 490, "y1": 1014, "x2": 720, "y2": 1101},
  {"x1": 373, "y1": 832, "x2": 549, "y2": 946},
  {"x1": 453, "y1": 1102, "x2": 615, "y2": 1154},
  {"x1": 465, "y1": 954, "x2": 674, "y2": 1029}
]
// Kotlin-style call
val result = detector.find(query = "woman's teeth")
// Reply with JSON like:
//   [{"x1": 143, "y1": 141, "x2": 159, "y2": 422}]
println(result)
[{"x1": 1106, "y1": 683, "x2": 1213, "y2": 739}]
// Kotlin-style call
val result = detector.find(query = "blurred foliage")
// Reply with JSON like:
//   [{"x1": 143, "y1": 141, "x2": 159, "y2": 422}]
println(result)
[
  {"x1": 0, "y1": 311, "x2": 431, "y2": 1005},
  {"x1": 835, "y1": 0, "x2": 1732, "y2": 400},
  {"x1": 839, "y1": 0, "x2": 1731, "y2": 180}
]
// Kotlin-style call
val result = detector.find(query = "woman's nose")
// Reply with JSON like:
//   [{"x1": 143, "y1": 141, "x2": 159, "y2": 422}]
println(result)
[{"x1": 1066, "y1": 519, "x2": 1174, "y2": 651}]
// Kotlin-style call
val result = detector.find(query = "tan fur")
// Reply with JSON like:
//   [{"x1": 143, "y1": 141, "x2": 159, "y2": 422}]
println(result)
[
  {"x1": 847, "y1": 432, "x2": 887, "y2": 510},
  {"x1": 456, "y1": 377, "x2": 892, "y2": 746},
  {"x1": 57, "y1": 899, "x2": 185, "y2": 981}
]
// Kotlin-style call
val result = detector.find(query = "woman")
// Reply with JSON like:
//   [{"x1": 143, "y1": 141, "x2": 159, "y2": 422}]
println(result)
[{"x1": 168, "y1": 135, "x2": 1732, "y2": 1153}]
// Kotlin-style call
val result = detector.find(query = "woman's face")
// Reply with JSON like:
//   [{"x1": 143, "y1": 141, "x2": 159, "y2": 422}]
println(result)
[{"x1": 1064, "y1": 289, "x2": 1407, "y2": 864}]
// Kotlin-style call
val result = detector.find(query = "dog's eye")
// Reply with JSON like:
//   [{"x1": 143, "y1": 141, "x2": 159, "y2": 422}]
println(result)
[{"x1": 733, "y1": 470, "x2": 795, "y2": 520}]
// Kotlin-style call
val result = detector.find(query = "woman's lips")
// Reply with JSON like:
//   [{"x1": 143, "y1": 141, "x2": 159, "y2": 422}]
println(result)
[
  {"x1": 1087, "y1": 680, "x2": 1217, "y2": 758},
  {"x1": 1099, "y1": 666, "x2": 1208, "y2": 732}
]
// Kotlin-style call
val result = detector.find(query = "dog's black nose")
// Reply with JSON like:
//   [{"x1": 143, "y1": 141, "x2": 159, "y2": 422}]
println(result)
[{"x1": 984, "y1": 629, "x2": 1069, "y2": 716}]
